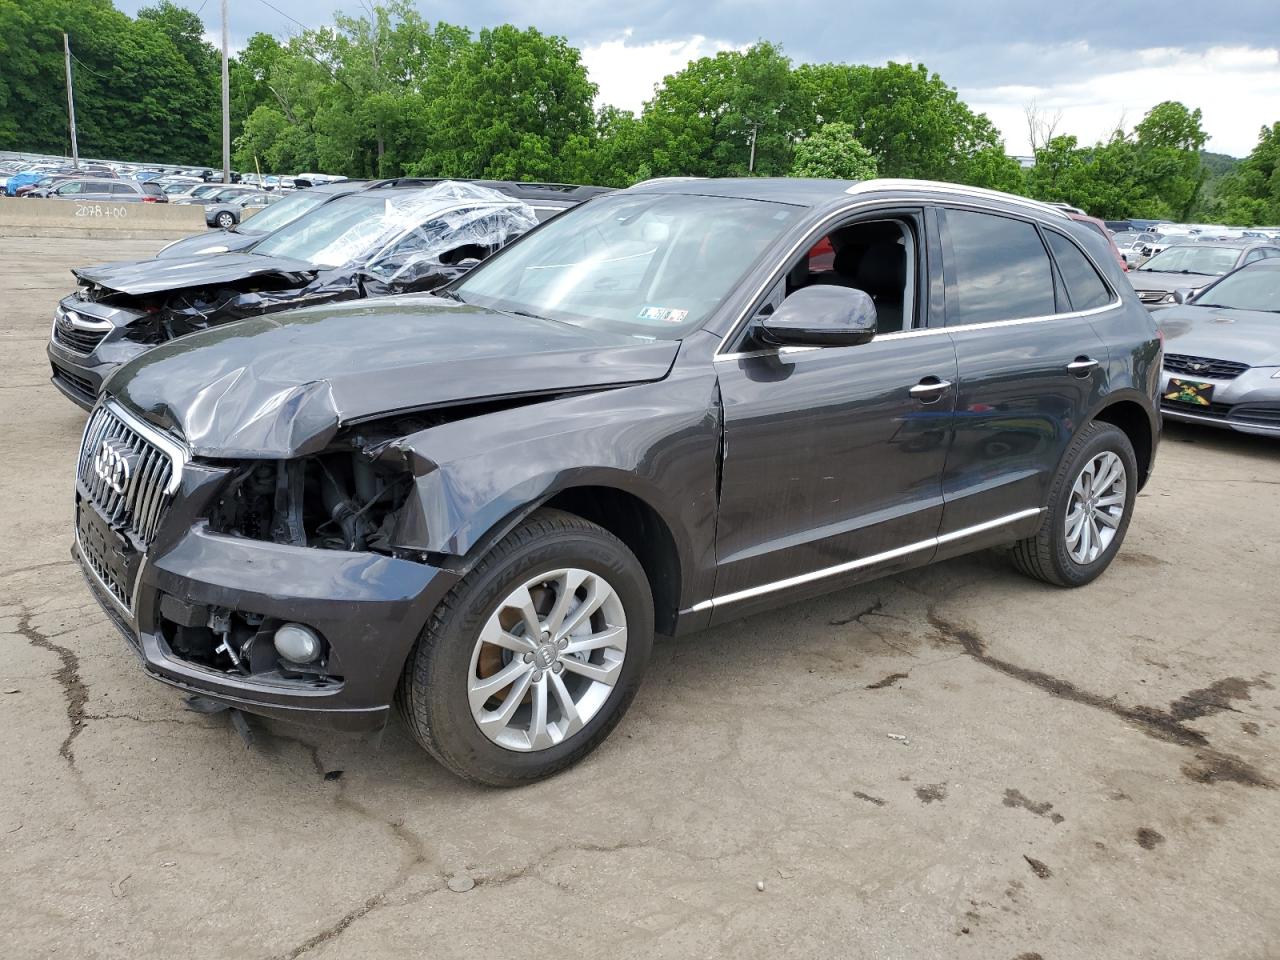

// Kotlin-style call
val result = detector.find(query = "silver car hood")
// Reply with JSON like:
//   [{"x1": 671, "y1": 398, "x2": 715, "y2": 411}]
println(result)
[{"x1": 1156, "y1": 305, "x2": 1280, "y2": 367}]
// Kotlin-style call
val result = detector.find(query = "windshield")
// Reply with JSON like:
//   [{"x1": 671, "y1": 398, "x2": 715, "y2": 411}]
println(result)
[
  {"x1": 454, "y1": 192, "x2": 802, "y2": 339},
  {"x1": 236, "y1": 190, "x2": 328, "y2": 236},
  {"x1": 1139, "y1": 245, "x2": 1240, "y2": 275},
  {"x1": 1194, "y1": 266, "x2": 1280, "y2": 313}
]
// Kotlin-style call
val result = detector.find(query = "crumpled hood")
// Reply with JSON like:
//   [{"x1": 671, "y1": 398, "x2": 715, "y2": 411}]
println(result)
[
  {"x1": 155, "y1": 230, "x2": 258, "y2": 260},
  {"x1": 1156, "y1": 305, "x2": 1280, "y2": 367},
  {"x1": 109, "y1": 296, "x2": 681, "y2": 458},
  {"x1": 1127, "y1": 269, "x2": 1218, "y2": 294},
  {"x1": 73, "y1": 251, "x2": 317, "y2": 296}
]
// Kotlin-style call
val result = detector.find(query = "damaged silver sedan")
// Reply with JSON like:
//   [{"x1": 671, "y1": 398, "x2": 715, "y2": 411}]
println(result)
[{"x1": 47, "y1": 180, "x2": 540, "y2": 408}]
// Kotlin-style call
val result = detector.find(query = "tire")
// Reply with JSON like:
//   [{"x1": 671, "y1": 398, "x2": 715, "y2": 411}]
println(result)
[
  {"x1": 396, "y1": 509, "x2": 654, "y2": 786},
  {"x1": 1012, "y1": 421, "x2": 1138, "y2": 587},
  {"x1": 215, "y1": 212, "x2": 235, "y2": 228}
]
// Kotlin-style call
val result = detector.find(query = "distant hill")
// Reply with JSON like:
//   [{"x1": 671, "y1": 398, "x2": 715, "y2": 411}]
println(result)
[{"x1": 1200, "y1": 151, "x2": 1239, "y2": 178}]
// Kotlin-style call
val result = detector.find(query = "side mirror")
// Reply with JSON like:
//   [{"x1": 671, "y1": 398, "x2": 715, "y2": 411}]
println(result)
[
  {"x1": 756, "y1": 285, "x2": 878, "y2": 348},
  {"x1": 1171, "y1": 288, "x2": 1191, "y2": 305}
]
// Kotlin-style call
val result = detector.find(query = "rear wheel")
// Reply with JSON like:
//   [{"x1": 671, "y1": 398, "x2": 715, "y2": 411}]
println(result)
[
  {"x1": 397, "y1": 509, "x2": 653, "y2": 786},
  {"x1": 215, "y1": 211, "x2": 235, "y2": 228},
  {"x1": 1012, "y1": 421, "x2": 1137, "y2": 587}
]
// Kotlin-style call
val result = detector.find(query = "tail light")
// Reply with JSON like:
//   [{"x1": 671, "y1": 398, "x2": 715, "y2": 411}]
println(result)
[{"x1": 142, "y1": 196, "x2": 158, "y2": 203}]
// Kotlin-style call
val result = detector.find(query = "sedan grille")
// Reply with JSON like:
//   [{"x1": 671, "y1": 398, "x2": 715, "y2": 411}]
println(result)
[
  {"x1": 1163, "y1": 353, "x2": 1250, "y2": 380},
  {"x1": 53, "y1": 309, "x2": 109, "y2": 354},
  {"x1": 77, "y1": 404, "x2": 184, "y2": 545},
  {"x1": 1135, "y1": 289, "x2": 1168, "y2": 304},
  {"x1": 1231, "y1": 404, "x2": 1280, "y2": 427}
]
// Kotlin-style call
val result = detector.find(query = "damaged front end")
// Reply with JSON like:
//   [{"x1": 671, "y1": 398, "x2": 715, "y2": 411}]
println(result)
[{"x1": 70, "y1": 266, "x2": 349, "y2": 345}]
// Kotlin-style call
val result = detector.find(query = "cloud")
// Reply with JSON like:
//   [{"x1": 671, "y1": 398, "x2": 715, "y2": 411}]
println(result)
[
  {"x1": 963, "y1": 45, "x2": 1280, "y2": 156},
  {"x1": 580, "y1": 31, "x2": 744, "y2": 112}
]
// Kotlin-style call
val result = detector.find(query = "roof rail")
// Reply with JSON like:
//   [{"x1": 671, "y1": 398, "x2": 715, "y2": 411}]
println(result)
[{"x1": 848, "y1": 178, "x2": 1071, "y2": 219}]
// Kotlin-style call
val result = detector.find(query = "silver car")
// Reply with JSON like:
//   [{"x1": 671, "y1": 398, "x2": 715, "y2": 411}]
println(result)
[{"x1": 1155, "y1": 259, "x2": 1280, "y2": 437}]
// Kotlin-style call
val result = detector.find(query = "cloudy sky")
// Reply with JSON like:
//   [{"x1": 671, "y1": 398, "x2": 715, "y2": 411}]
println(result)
[{"x1": 125, "y1": 0, "x2": 1280, "y2": 157}]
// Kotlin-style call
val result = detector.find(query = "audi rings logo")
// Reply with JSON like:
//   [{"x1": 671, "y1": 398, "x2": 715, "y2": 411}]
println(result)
[{"x1": 93, "y1": 438, "x2": 139, "y2": 496}]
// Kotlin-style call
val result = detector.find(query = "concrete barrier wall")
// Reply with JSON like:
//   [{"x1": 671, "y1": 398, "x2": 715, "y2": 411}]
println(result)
[{"x1": 0, "y1": 197, "x2": 208, "y2": 240}]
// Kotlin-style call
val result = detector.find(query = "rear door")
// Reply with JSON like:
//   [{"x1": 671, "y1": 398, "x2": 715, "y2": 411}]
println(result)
[{"x1": 934, "y1": 206, "x2": 1112, "y2": 553}]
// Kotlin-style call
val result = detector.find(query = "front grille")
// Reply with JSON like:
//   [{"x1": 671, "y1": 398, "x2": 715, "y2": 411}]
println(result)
[
  {"x1": 80, "y1": 533, "x2": 132, "y2": 608},
  {"x1": 1136, "y1": 289, "x2": 1168, "y2": 304},
  {"x1": 1231, "y1": 404, "x2": 1280, "y2": 427},
  {"x1": 52, "y1": 365, "x2": 95, "y2": 402},
  {"x1": 1163, "y1": 354, "x2": 1249, "y2": 380},
  {"x1": 77, "y1": 404, "x2": 183, "y2": 545},
  {"x1": 52, "y1": 316, "x2": 108, "y2": 353},
  {"x1": 1162, "y1": 400, "x2": 1231, "y2": 418}
]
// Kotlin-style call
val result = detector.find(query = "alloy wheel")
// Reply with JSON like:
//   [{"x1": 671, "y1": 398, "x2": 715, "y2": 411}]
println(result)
[
  {"x1": 468, "y1": 568, "x2": 627, "y2": 752},
  {"x1": 1064, "y1": 450, "x2": 1127, "y2": 565}
]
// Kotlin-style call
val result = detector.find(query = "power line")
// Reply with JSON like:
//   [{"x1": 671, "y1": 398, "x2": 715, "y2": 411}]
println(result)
[
  {"x1": 256, "y1": 0, "x2": 310, "y2": 32},
  {"x1": 69, "y1": 51, "x2": 112, "y2": 80}
]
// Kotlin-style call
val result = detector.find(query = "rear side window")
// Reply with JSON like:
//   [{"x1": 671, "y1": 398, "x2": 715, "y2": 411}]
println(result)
[
  {"x1": 111, "y1": 183, "x2": 135, "y2": 195},
  {"x1": 943, "y1": 209, "x2": 1056, "y2": 325},
  {"x1": 1046, "y1": 231, "x2": 1112, "y2": 311}
]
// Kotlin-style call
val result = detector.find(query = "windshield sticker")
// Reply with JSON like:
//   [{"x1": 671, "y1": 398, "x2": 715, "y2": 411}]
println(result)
[{"x1": 637, "y1": 306, "x2": 689, "y2": 324}]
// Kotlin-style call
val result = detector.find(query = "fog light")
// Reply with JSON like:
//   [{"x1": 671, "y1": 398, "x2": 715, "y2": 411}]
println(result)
[{"x1": 274, "y1": 623, "x2": 322, "y2": 663}]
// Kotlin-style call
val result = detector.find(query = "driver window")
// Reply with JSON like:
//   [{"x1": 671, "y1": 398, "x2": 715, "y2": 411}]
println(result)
[{"x1": 768, "y1": 217, "x2": 917, "y2": 334}]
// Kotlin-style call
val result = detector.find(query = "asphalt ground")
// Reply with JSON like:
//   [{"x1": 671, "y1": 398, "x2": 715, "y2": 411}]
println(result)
[{"x1": 2, "y1": 235, "x2": 1278, "y2": 960}]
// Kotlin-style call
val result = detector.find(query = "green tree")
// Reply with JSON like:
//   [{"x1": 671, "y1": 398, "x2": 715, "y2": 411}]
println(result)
[
  {"x1": 1134, "y1": 101, "x2": 1208, "y2": 220},
  {"x1": 411, "y1": 24, "x2": 596, "y2": 180},
  {"x1": 638, "y1": 42, "x2": 798, "y2": 178},
  {"x1": 1209, "y1": 123, "x2": 1280, "y2": 225},
  {"x1": 792, "y1": 61, "x2": 1015, "y2": 187},
  {"x1": 790, "y1": 122, "x2": 877, "y2": 180}
]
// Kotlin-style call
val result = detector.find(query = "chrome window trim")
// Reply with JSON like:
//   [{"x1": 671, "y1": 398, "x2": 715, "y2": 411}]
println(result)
[
  {"x1": 715, "y1": 301, "x2": 1118, "y2": 361},
  {"x1": 688, "y1": 507, "x2": 1043, "y2": 613},
  {"x1": 713, "y1": 193, "x2": 1115, "y2": 359}
]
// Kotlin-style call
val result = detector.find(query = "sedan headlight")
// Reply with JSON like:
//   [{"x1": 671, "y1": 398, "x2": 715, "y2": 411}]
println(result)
[
  {"x1": 1161, "y1": 293, "x2": 1178, "y2": 304},
  {"x1": 1272, "y1": 370, "x2": 1280, "y2": 379}
]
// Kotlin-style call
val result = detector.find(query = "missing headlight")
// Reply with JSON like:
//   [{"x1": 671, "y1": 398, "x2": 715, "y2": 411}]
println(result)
[{"x1": 208, "y1": 451, "x2": 413, "y2": 554}]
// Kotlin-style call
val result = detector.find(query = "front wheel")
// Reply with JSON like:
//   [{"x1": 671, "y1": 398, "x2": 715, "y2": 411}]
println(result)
[
  {"x1": 215, "y1": 212, "x2": 235, "y2": 228},
  {"x1": 397, "y1": 509, "x2": 654, "y2": 786},
  {"x1": 1012, "y1": 421, "x2": 1138, "y2": 587}
]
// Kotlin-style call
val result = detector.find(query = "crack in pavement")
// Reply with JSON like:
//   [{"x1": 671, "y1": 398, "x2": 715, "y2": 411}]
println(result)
[
  {"x1": 927, "y1": 610, "x2": 1275, "y2": 788},
  {"x1": 0, "y1": 559, "x2": 75, "y2": 580},
  {"x1": 16, "y1": 607, "x2": 88, "y2": 766}
]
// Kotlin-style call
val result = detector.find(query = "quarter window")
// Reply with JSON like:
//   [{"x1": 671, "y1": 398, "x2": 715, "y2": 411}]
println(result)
[
  {"x1": 1045, "y1": 231, "x2": 1112, "y2": 311},
  {"x1": 943, "y1": 209, "x2": 1055, "y2": 325}
]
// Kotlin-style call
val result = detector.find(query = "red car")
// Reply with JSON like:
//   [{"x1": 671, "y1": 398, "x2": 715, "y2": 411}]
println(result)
[{"x1": 1068, "y1": 211, "x2": 1128, "y2": 272}]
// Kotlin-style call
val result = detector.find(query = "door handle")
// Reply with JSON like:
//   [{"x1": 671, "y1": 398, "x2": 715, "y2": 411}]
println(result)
[
  {"x1": 909, "y1": 377, "x2": 952, "y2": 402},
  {"x1": 1067, "y1": 357, "x2": 1100, "y2": 377}
]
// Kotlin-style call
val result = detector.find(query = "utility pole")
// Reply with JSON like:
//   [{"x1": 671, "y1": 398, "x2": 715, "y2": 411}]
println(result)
[
  {"x1": 63, "y1": 33, "x2": 79, "y2": 169},
  {"x1": 748, "y1": 122, "x2": 759, "y2": 175},
  {"x1": 220, "y1": 0, "x2": 230, "y2": 183}
]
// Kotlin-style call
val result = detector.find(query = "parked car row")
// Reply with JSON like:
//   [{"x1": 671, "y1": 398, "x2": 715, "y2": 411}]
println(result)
[
  {"x1": 2, "y1": 153, "x2": 349, "y2": 202},
  {"x1": 46, "y1": 179, "x2": 610, "y2": 408}
]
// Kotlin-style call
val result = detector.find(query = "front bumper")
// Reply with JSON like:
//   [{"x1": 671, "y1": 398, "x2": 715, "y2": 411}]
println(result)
[
  {"x1": 1158, "y1": 367, "x2": 1280, "y2": 437},
  {"x1": 47, "y1": 297, "x2": 149, "y2": 410},
  {"x1": 76, "y1": 518, "x2": 461, "y2": 732}
]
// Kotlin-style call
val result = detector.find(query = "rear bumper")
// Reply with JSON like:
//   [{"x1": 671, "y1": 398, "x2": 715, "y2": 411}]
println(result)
[{"x1": 76, "y1": 521, "x2": 461, "y2": 732}]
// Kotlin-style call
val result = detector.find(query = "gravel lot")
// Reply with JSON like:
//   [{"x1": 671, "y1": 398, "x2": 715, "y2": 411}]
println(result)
[{"x1": 3, "y1": 235, "x2": 1279, "y2": 960}]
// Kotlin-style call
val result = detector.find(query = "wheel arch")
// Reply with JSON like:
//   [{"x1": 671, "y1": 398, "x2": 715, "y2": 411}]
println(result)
[
  {"x1": 1089, "y1": 395, "x2": 1157, "y2": 490},
  {"x1": 451, "y1": 477, "x2": 688, "y2": 636}
]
